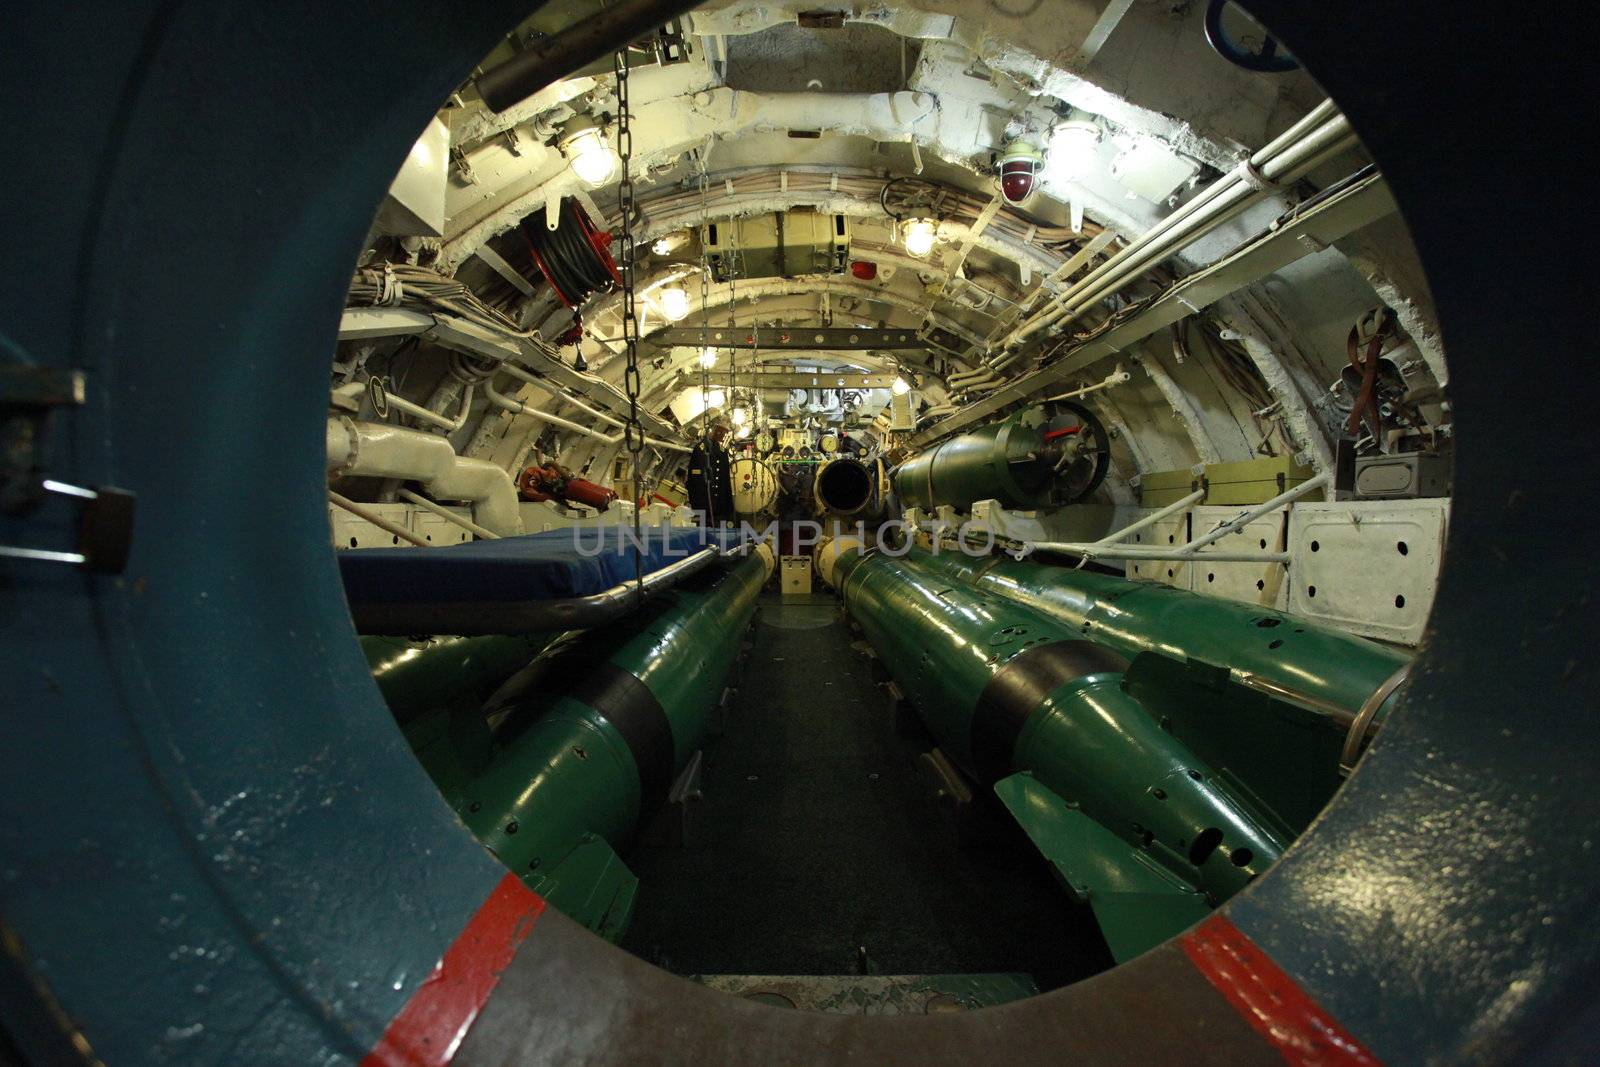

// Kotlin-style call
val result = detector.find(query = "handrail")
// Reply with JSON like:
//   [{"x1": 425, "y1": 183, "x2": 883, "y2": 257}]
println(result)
[{"x1": 329, "y1": 491, "x2": 431, "y2": 547}]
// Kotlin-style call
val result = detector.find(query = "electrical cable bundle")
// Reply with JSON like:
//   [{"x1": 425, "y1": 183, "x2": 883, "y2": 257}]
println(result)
[
  {"x1": 345, "y1": 262, "x2": 616, "y2": 387},
  {"x1": 621, "y1": 167, "x2": 1111, "y2": 254},
  {"x1": 348, "y1": 262, "x2": 533, "y2": 341},
  {"x1": 521, "y1": 198, "x2": 622, "y2": 308}
]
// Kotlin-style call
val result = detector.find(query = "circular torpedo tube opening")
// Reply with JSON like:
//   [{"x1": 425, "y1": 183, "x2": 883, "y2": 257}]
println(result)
[
  {"x1": 320, "y1": 0, "x2": 1457, "y2": 1028},
  {"x1": 813, "y1": 457, "x2": 874, "y2": 516},
  {"x1": 10, "y1": 1, "x2": 1593, "y2": 1064}
]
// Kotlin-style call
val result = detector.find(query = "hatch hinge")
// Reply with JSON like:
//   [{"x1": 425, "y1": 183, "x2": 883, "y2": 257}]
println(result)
[{"x1": 1, "y1": 365, "x2": 136, "y2": 574}]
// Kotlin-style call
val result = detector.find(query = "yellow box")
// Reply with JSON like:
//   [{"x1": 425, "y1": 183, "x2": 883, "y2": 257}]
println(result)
[
  {"x1": 780, "y1": 555, "x2": 813, "y2": 596},
  {"x1": 1141, "y1": 456, "x2": 1320, "y2": 507}
]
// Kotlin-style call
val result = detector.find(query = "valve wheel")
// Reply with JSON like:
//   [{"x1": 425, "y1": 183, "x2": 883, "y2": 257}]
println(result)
[{"x1": 1041, "y1": 400, "x2": 1111, "y2": 505}]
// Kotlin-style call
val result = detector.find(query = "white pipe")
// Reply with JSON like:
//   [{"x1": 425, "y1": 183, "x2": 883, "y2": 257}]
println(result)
[
  {"x1": 326, "y1": 417, "x2": 523, "y2": 536},
  {"x1": 1090, "y1": 486, "x2": 1206, "y2": 547},
  {"x1": 328, "y1": 491, "x2": 432, "y2": 547},
  {"x1": 486, "y1": 378, "x2": 693, "y2": 453},
  {"x1": 497, "y1": 363, "x2": 624, "y2": 429},
  {"x1": 998, "y1": 105, "x2": 1355, "y2": 353},
  {"x1": 559, "y1": 392, "x2": 627, "y2": 430},
  {"x1": 1039, "y1": 120, "x2": 1355, "y2": 330},
  {"x1": 396, "y1": 488, "x2": 501, "y2": 540},
  {"x1": 1028, "y1": 472, "x2": 1327, "y2": 562},
  {"x1": 485, "y1": 380, "x2": 613, "y2": 441},
  {"x1": 1043, "y1": 367, "x2": 1132, "y2": 403},
  {"x1": 1183, "y1": 471, "x2": 1330, "y2": 552},
  {"x1": 382, "y1": 383, "x2": 475, "y2": 431},
  {"x1": 1042, "y1": 547, "x2": 1290, "y2": 563}
]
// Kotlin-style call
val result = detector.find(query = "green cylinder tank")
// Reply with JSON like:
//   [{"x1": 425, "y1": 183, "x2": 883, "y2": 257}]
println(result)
[
  {"x1": 897, "y1": 546, "x2": 1412, "y2": 829},
  {"x1": 361, "y1": 633, "x2": 558, "y2": 727},
  {"x1": 445, "y1": 548, "x2": 773, "y2": 940},
  {"x1": 899, "y1": 547, "x2": 1409, "y2": 726},
  {"x1": 892, "y1": 403, "x2": 1108, "y2": 511},
  {"x1": 362, "y1": 633, "x2": 560, "y2": 795},
  {"x1": 833, "y1": 550, "x2": 1285, "y2": 957}
]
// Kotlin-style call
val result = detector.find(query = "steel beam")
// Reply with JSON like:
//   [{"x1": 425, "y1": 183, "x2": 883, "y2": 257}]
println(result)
[
  {"x1": 337, "y1": 306, "x2": 433, "y2": 341},
  {"x1": 692, "y1": 371, "x2": 897, "y2": 390},
  {"x1": 650, "y1": 326, "x2": 958, "y2": 351},
  {"x1": 473, "y1": 244, "x2": 538, "y2": 297},
  {"x1": 910, "y1": 172, "x2": 1397, "y2": 447}
]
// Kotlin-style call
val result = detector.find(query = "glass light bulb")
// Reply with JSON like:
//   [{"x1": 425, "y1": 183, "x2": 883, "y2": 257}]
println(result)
[
  {"x1": 903, "y1": 218, "x2": 937, "y2": 258},
  {"x1": 1046, "y1": 120, "x2": 1101, "y2": 184},
  {"x1": 657, "y1": 286, "x2": 690, "y2": 322},
  {"x1": 698, "y1": 347, "x2": 717, "y2": 369},
  {"x1": 891, "y1": 376, "x2": 911, "y2": 396},
  {"x1": 731, "y1": 407, "x2": 748, "y2": 427},
  {"x1": 566, "y1": 129, "x2": 618, "y2": 187}
]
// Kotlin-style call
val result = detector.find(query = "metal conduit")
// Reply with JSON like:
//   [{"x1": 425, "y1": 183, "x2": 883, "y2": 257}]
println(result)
[{"x1": 995, "y1": 103, "x2": 1356, "y2": 359}]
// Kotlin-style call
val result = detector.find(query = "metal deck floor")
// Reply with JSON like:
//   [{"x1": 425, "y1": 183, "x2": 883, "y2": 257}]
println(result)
[{"x1": 619, "y1": 594, "x2": 1114, "y2": 989}]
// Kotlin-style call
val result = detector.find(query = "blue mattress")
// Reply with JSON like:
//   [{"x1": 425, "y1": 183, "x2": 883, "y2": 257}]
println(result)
[{"x1": 339, "y1": 527, "x2": 747, "y2": 605}]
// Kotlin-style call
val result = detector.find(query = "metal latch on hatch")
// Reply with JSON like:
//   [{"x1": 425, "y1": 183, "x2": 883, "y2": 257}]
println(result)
[{"x1": 1, "y1": 364, "x2": 136, "y2": 574}]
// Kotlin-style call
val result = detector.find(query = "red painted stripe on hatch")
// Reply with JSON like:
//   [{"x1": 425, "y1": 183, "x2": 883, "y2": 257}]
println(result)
[
  {"x1": 1179, "y1": 913, "x2": 1379, "y2": 1066},
  {"x1": 363, "y1": 873, "x2": 546, "y2": 1067}
]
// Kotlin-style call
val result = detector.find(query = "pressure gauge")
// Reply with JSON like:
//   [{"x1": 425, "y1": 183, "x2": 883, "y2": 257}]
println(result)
[
  {"x1": 819, "y1": 432, "x2": 840, "y2": 454},
  {"x1": 754, "y1": 430, "x2": 775, "y2": 454}
]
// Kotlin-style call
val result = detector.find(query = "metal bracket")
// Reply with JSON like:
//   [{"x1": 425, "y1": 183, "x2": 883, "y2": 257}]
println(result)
[
  {"x1": 0, "y1": 480, "x2": 137, "y2": 574},
  {"x1": 2, "y1": 365, "x2": 85, "y2": 513},
  {"x1": 653, "y1": 18, "x2": 690, "y2": 64},
  {"x1": 0, "y1": 364, "x2": 134, "y2": 573}
]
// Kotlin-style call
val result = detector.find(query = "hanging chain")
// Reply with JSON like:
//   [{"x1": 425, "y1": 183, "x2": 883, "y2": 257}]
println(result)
[
  {"x1": 750, "y1": 330, "x2": 761, "y2": 441},
  {"x1": 727, "y1": 276, "x2": 736, "y2": 432},
  {"x1": 697, "y1": 146, "x2": 712, "y2": 446},
  {"x1": 614, "y1": 49, "x2": 646, "y2": 578}
]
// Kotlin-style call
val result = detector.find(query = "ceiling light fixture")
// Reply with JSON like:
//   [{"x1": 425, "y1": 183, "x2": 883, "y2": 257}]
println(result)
[
  {"x1": 891, "y1": 376, "x2": 912, "y2": 396},
  {"x1": 699, "y1": 347, "x2": 718, "y2": 369},
  {"x1": 996, "y1": 137, "x2": 1045, "y2": 206},
  {"x1": 903, "y1": 218, "x2": 937, "y2": 258},
  {"x1": 559, "y1": 118, "x2": 618, "y2": 188},
  {"x1": 657, "y1": 285, "x2": 690, "y2": 322},
  {"x1": 1046, "y1": 118, "x2": 1102, "y2": 183}
]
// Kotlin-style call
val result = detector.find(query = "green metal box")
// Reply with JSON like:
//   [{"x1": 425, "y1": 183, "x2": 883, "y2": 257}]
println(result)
[
  {"x1": 703, "y1": 210, "x2": 850, "y2": 281},
  {"x1": 1140, "y1": 456, "x2": 1319, "y2": 507}
]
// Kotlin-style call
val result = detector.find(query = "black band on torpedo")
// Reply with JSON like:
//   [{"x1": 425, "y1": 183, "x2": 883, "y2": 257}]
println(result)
[
  {"x1": 569, "y1": 661, "x2": 675, "y2": 809},
  {"x1": 970, "y1": 640, "x2": 1129, "y2": 783}
]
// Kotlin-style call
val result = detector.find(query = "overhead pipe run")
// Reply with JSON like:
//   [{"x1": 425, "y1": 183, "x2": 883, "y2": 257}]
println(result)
[
  {"x1": 909, "y1": 169, "x2": 1398, "y2": 448},
  {"x1": 474, "y1": 0, "x2": 707, "y2": 113},
  {"x1": 326, "y1": 416, "x2": 523, "y2": 536},
  {"x1": 993, "y1": 101, "x2": 1356, "y2": 364},
  {"x1": 380, "y1": 382, "x2": 475, "y2": 432},
  {"x1": 484, "y1": 376, "x2": 693, "y2": 453}
]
